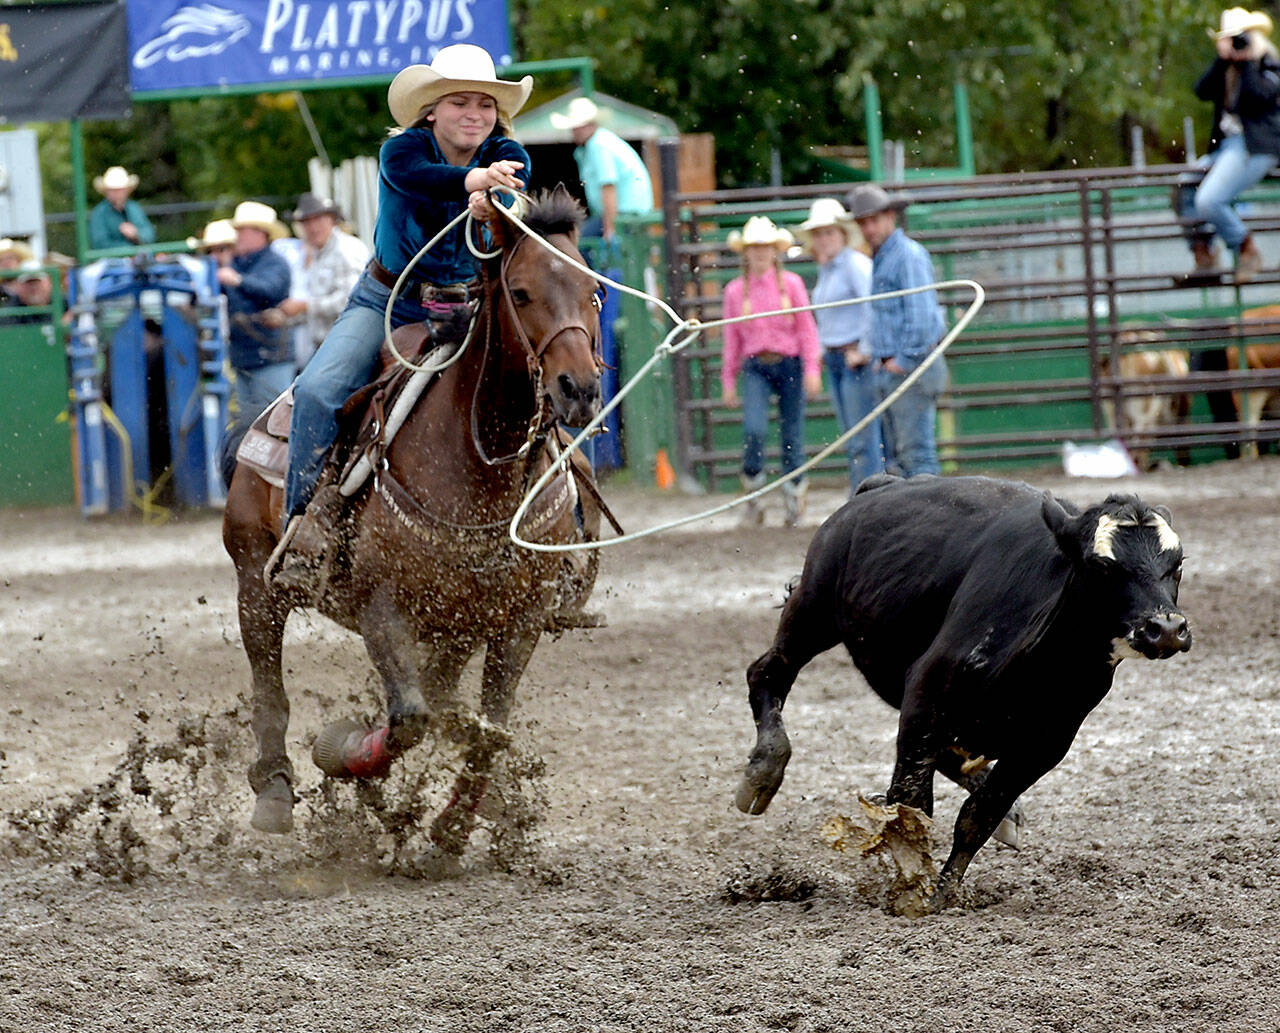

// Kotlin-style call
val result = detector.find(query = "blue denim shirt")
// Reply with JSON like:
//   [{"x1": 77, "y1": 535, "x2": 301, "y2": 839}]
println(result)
[
  {"x1": 811, "y1": 246, "x2": 872, "y2": 355},
  {"x1": 225, "y1": 244, "x2": 292, "y2": 370},
  {"x1": 868, "y1": 228, "x2": 947, "y2": 362},
  {"x1": 375, "y1": 127, "x2": 532, "y2": 286}
]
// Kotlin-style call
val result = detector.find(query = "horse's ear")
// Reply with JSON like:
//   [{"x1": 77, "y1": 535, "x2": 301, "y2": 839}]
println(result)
[{"x1": 484, "y1": 205, "x2": 515, "y2": 251}]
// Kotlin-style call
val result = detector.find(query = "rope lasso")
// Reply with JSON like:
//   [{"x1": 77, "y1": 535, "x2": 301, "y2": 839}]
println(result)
[
  {"x1": 371, "y1": 187, "x2": 986, "y2": 551},
  {"x1": 507, "y1": 276, "x2": 985, "y2": 552}
]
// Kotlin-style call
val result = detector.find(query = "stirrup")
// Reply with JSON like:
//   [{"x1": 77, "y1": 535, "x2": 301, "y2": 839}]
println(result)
[{"x1": 263, "y1": 515, "x2": 304, "y2": 583}]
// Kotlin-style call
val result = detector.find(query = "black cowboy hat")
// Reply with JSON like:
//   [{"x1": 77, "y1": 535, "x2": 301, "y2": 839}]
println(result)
[{"x1": 288, "y1": 192, "x2": 343, "y2": 222}]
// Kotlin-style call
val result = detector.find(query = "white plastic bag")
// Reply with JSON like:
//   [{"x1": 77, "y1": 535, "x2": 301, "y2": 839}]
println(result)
[{"x1": 1062, "y1": 439, "x2": 1140, "y2": 478}]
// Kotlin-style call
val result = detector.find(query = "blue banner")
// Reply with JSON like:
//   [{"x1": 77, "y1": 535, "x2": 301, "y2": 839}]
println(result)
[{"x1": 127, "y1": 1, "x2": 512, "y2": 93}]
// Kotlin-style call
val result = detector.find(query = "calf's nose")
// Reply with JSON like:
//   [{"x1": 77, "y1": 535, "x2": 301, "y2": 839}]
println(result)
[{"x1": 1136, "y1": 613, "x2": 1192, "y2": 656}]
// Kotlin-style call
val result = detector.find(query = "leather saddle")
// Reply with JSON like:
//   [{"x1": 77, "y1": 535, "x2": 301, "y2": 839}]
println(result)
[{"x1": 235, "y1": 322, "x2": 442, "y2": 491}]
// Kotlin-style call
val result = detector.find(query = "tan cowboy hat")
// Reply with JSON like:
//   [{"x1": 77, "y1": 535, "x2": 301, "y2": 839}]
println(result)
[
  {"x1": 93, "y1": 166, "x2": 140, "y2": 194},
  {"x1": 230, "y1": 201, "x2": 288, "y2": 241},
  {"x1": 549, "y1": 96, "x2": 600, "y2": 131},
  {"x1": 0, "y1": 237, "x2": 35, "y2": 263},
  {"x1": 726, "y1": 215, "x2": 794, "y2": 253},
  {"x1": 186, "y1": 219, "x2": 237, "y2": 251},
  {"x1": 795, "y1": 197, "x2": 864, "y2": 248},
  {"x1": 1210, "y1": 7, "x2": 1273, "y2": 38},
  {"x1": 388, "y1": 44, "x2": 533, "y2": 128}
]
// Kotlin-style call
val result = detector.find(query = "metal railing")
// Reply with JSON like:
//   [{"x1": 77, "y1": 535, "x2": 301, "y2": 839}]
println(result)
[{"x1": 661, "y1": 164, "x2": 1280, "y2": 486}]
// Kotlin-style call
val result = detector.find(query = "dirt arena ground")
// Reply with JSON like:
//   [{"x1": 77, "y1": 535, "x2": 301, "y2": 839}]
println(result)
[{"x1": 3, "y1": 459, "x2": 1280, "y2": 1032}]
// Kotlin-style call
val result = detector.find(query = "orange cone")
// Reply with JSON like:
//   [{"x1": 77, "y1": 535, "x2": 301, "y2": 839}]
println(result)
[{"x1": 654, "y1": 448, "x2": 676, "y2": 490}]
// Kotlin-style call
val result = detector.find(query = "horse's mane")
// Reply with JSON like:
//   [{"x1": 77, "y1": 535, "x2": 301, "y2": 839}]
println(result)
[{"x1": 520, "y1": 186, "x2": 587, "y2": 239}]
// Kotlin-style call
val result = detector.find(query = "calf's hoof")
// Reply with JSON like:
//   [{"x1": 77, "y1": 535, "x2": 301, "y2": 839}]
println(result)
[
  {"x1": 994, "y1": 802, "x2": 1025, "y2": 850},
  {"x1": 250, "y1": 774, "x2": 295, "y2": 834},
  {"x1": 734, "y1": 726, "x2": 792, "y2": 815}
]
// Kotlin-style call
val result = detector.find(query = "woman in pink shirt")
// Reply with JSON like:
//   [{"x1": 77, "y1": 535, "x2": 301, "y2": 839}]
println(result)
[{"x1": 721, "y1": 216, "x2": 822, "y2": 525}]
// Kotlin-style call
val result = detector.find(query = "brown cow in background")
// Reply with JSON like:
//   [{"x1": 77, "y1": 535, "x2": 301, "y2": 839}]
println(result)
[
  {"x1": 1231, "y1": 305, "x2": 1280, "y2": 458},
  {"x1": 1099, "y1": 330, "x2": 1191, "y2": 469}
]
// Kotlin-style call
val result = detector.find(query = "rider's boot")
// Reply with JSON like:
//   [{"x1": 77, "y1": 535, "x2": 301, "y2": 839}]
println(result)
[
  {"x1": 269, "y1": 483, "x2": 345, "y2": 597},
  {"x1": 545, "y1": 552, "x2": 606, "y2": 633},
  {"x1": 782, "y1": 477, "x2": 808, "y2": 527},
  {"x1": 740, "y1": 472, "x2": 766, "y2": 527}
]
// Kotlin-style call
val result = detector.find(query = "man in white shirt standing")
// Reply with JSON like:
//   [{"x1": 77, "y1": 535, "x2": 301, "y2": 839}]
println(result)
[{"x1": 283, "y1": 193, "x2": 370, "y2": 371}]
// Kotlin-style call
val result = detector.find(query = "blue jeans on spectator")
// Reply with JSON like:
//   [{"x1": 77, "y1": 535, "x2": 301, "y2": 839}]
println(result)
[
  {"x1": 221, "y1": 360, "x2": 295, "y2": 486},
  {"x1": 741, "y1": 355, "x2": 805, "y2": 483},
  {"x1": 874, "y1": 354, "x2": 947, "y2": 478},
  {"x1": 823, "y1": 347, "x2": 883, "y2": 493},
  {"x1": 1192, "y1": 134, "x2": 1279, "y2": 251},
  {"x1": 286, "y1": 271, "x2": 434, "y2": 517}
]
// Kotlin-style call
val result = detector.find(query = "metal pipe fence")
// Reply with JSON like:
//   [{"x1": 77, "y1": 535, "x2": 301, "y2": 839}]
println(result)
[{"x1": 660, "y1": 165, "x2": 1280, "y2": 487}]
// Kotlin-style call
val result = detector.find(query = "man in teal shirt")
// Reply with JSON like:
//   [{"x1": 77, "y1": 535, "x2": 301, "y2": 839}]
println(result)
[
  {"x1": 551, "y1": 97, "x2": 654, "y2": 241},
  {"x1": 88, "y1": 166, "x2": 156, "y2": 251}
]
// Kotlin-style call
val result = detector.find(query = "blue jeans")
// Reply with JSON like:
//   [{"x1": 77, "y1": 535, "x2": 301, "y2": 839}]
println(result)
[
  {"x1": 740, "y1": 355, "x2": 805, "y2": 482},
  {"x1": 874, "y1": 354, "x2": 947, "y2": 478},
  {"x1": 285, "y1": 271, "x2": 435, "y2": 516},
  {"x1": 823, "y1": 348, "x2": 883, "y2": 492},
  {"x1": 223, "y1": 360, "x2": 295, "y2": 477},
  {"x1": 1192, "y1": 134, "x2": 1279, "y2": 251}
]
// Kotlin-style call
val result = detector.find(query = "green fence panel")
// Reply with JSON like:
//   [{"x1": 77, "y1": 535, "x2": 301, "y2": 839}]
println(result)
[{"x1": 0, "y1": 319, "x2": 73, "y2": 507}]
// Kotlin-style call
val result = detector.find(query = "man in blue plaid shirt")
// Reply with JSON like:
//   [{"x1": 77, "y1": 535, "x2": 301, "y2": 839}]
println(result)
[{"x1": 849, "y1": 185, "x2": 948, "y2": 477}]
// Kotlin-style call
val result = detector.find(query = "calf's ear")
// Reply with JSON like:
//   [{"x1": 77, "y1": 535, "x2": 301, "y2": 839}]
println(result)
[{"x1": 1041, "y1": 492, "x2": 1086, "y2": 562}]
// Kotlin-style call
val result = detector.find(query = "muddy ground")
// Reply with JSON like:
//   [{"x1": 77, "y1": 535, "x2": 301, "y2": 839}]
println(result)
[{"x1": 2, "y1": 460, "x2": 1280, "y2": 1032}]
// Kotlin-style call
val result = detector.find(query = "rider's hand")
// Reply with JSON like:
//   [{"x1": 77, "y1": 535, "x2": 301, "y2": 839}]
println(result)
[
  {"x1": 723, "y1": 385, "x2": 739, "y2": 407},
  {"x1": 464, "y1": 160, "x2": 525, "y2": 195},
  {"x1": 469, "y1": 190, "x2": 497, "y2": 221},
  {"x1": 804, "y1": 372, "x2": 824, "y2": 399}
]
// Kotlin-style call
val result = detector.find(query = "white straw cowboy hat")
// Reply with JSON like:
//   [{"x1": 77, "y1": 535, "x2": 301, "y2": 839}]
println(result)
[
  {"x1": 231, "y1": 201, "x2": 288, "y2": 241},
  {"x1": 727, "y1": 216, "x2": 795, "y2": 253},
  {"x1": 795, "y1": 197, "x2": 865, "y2": 247},
  {"x1": 0, "y1": 237, "x2": 35, "y2": 263},
  {"x1": 388, "y1": 44, "x2": 533, "y2": 128},
  {"x1": 186, "y1": 219, "x2": 237, "y2": 251},
  {"x1": 1210, "y1": 7, "x2": 1273, "y2": 38},
  {"x1": 93, "y1": 165, "x2": 140, "y2": 194},
  {"x1": 549, "y1": 96, "x2": 600, "y2": 131}
]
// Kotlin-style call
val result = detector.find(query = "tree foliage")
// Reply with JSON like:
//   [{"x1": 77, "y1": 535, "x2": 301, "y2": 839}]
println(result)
[{"x1": 16, "y1": 0, "x2": 1233, "y2": 244}]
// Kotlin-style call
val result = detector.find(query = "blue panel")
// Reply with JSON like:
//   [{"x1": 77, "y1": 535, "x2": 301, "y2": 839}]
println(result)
[
  {"x1": 162, "y1": 304, "x2": 205, "y2": 506},
  {"x1": 107, "y1": 307, "x2": 149, "y2": 511},
  {"x1": 128, "y1": 0, "x2": 513, "y2": 93}
]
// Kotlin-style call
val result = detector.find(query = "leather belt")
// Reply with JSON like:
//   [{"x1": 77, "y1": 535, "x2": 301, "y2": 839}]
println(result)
[
  {"x1": 366, "y1": 258, "x2": 477, "y2": 304},
  {"x1": 752, "y1": 350, "x2": 787, "y2": 365}
]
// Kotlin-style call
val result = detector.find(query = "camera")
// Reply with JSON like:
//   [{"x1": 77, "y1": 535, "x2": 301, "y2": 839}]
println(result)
[{"x1": 1232, "y1": 32, "x2": 1253, "y2": 50}]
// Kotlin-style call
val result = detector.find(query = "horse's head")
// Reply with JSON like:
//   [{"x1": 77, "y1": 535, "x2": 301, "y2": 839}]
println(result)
[{"x1": 488, "y1": 186, "x2": 603, "y2": 428}]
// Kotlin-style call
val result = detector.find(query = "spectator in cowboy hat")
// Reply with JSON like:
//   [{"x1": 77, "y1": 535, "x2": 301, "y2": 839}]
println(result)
[
  {"x1": 550, "y1": 96, "x2": 654, "y2": 245},
  {"x1": 88, "y1": 165, "x2": 156, "y2": 251},
  {"x1": 1176, "y1": 7, "x2": 1280, "y2": 284},
  {"x1": 280, "y1": 192, "x2": 370, "y2": 371},
  {"x1": 274, "y1": 42, "x2": 533, "y2": 597},
  {"x1": 217, "y1": 200, "x2": 294, "y2": 477},
  {"x1": 796, "y1": 197, "x2": 882, "y2": 495},
  {"x1": 720, "y1": 215, "x2": 823, "y2": 527},
  {"x1": 0, "y1": 237, "x2": 35, "y2": 306},
  {"x1": 848, "y1": 183, "x2": 948, "y2": 478}
]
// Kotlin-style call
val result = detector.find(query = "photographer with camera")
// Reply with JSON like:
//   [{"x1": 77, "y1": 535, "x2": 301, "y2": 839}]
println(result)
[{"x1": 1178, "y1": 8, "x2": 1280, "y2": 283}]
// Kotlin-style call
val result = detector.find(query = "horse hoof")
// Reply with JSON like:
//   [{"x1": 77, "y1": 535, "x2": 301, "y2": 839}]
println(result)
[
  {"x1": 251, "y1": 775, "x2": 294, "y2": 834},
  {"x1": 312, "y1": 719, "x2": 392, "y2": 779}
]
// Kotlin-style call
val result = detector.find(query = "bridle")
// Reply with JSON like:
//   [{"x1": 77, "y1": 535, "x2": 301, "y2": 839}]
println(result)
[{"x1": 469, "y1": 231, "x2": 604, "y2": 467}]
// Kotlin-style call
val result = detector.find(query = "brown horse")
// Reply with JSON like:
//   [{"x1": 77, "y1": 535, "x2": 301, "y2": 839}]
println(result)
[{"x1": 222, "y1": 189, "x2": 604, "y2": 848}]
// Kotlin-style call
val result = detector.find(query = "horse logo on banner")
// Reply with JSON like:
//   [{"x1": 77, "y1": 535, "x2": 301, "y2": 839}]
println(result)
[{"x1": 132, "y1": 4, "x2": 251, "y2": 69}]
